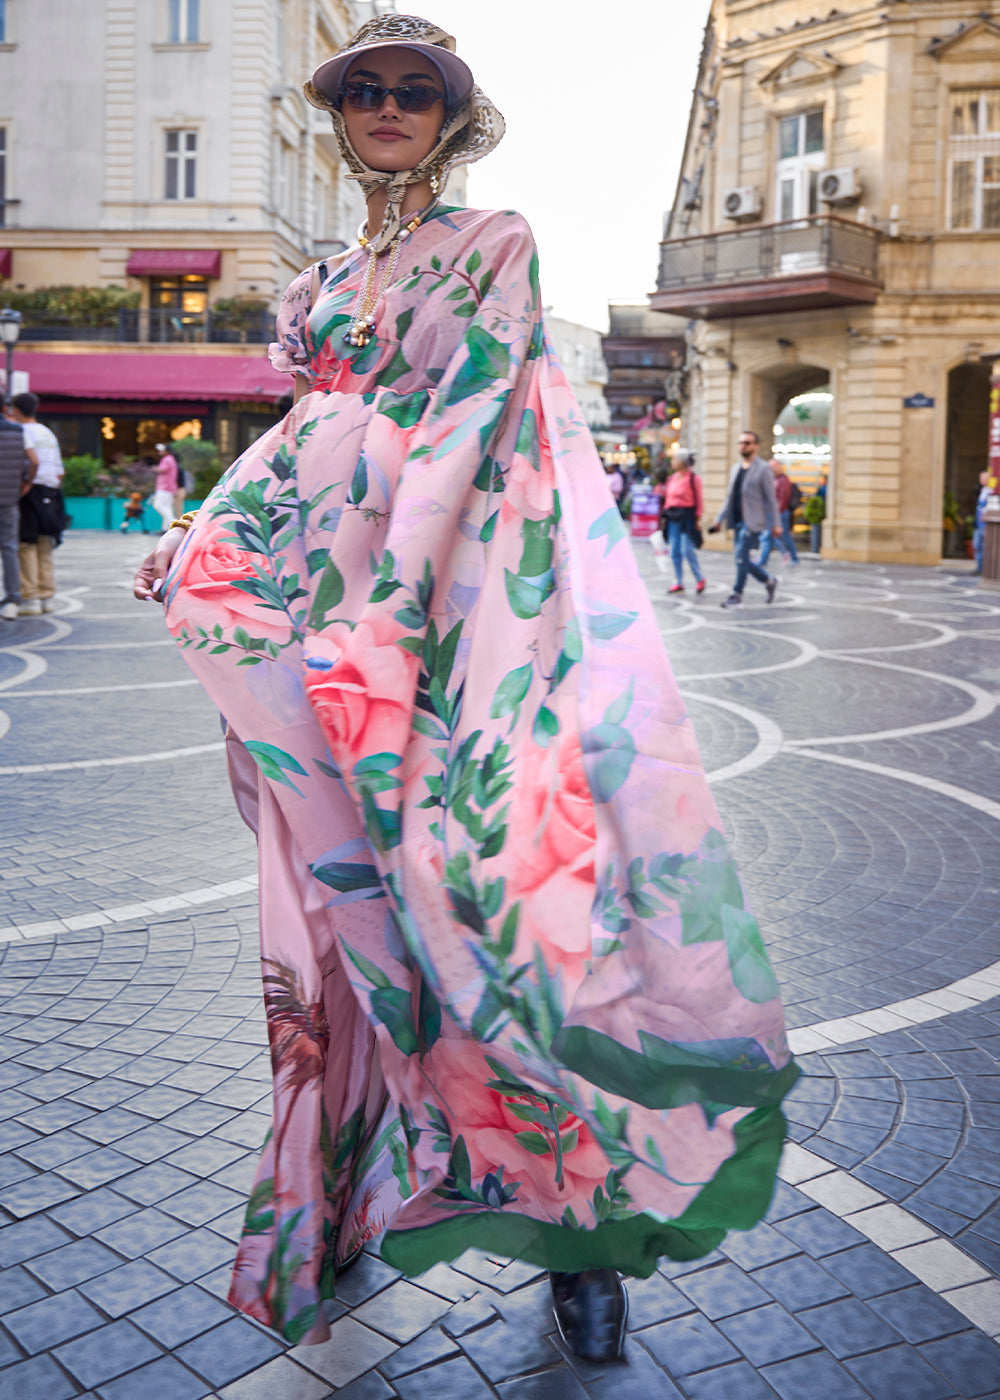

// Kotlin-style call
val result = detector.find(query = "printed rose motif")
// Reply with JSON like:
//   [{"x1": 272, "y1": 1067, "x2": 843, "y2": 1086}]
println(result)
[
  {"x1": 430, "y1": 1040, "x2": 608, "y2": 1217},
  {"x1": 169, "y1": 529, "x2": 292, "y2": 643},
  {"x1": 304, "y1": 615, "x2": 419, "y2": 772},
  {"x1": 505, "y1": 733, "x2": 597, "y2": 991}
]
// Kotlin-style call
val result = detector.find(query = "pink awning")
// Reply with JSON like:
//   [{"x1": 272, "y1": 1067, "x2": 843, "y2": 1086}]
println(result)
[
  {"x1": 0, "y1": 250, "x2": 11, "y2": 278},
  {"x1": 19, "y1": 350, "x2": 290, "y2": 403},
  {"x1": 126, "y1": 249, "x2": 222, "y2": 277}
]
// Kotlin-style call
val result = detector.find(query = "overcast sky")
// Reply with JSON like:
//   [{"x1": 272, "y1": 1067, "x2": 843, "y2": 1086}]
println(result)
[{"x1": 423, "y1": 0, "x2": 708, "y2": 332}]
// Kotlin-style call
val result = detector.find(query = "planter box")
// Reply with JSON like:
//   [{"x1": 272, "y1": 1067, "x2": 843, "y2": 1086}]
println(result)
[{"x1": 64, "y1": 497, "x2": 205, "y2": 530}]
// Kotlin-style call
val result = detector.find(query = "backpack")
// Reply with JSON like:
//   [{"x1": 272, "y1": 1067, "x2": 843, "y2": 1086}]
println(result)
[{"x1": 788, "y1": 480, "x2": 803, "y2": 512}]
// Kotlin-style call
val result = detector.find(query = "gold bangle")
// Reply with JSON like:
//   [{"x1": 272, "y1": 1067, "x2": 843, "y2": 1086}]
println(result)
[{"x1": 168, "y1": 510, "x2": 199, "y2": 533}]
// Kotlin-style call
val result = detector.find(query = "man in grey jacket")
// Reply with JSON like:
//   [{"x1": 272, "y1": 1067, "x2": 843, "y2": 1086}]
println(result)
[
  {"x1": 708, "y1": 430, "x2": 779, "y2": 608},
  {"x1": 0, "y1": 411, "x2": 33, "y2": 621}
]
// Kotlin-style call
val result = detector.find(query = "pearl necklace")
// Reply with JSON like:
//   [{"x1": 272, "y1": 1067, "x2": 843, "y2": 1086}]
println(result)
[{"x1": 343, "y1": 200, "x2": 437, "y2": 348}]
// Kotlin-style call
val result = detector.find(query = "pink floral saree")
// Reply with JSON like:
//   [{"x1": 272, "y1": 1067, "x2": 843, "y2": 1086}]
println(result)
[{"x1": 164, "y1": 205, "x2": 798, "y2": 1345}]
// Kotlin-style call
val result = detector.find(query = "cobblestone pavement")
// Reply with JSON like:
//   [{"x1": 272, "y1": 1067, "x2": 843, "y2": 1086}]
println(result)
[{"x1": 0, "y1": 532, "x2": 998, "y2": 1400}]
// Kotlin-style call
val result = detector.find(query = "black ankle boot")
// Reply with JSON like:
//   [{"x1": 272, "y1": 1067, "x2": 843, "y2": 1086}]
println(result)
[{"x1": 550, "y1": 1269, "x2": 628, "y2": 1362}]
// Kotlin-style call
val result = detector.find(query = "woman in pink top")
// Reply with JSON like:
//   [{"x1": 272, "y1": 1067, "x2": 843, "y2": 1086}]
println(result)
[{"x1": 661, "y1": 450, "x2": 705, "y2": 594}]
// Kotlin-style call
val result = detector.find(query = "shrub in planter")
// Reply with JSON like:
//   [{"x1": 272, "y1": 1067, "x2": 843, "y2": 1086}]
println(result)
[
  {"x1": 175, "y1": 436, "x2": 225, "y2": 499},
  {"x1": 4, "y1": 285, "x2": 139, "y2": 328},
  {"x1": 61, "y1": 454, "x2": 106, "y2": 497}
]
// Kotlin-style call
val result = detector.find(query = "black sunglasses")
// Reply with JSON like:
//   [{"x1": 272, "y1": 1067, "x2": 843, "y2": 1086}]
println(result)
[{"x1": 339, "y1": 81, "x2": 445, "y2": 113}]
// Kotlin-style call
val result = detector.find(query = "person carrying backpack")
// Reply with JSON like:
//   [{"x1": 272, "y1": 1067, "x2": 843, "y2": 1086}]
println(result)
[{"x1": 759, "y1": 458, "x2": 800, "y2": 567}]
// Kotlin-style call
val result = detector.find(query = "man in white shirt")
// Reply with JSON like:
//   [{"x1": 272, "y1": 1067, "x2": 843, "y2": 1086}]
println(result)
[{"x1": 9, "y1": 392, "x2": 64, "y2": 615}]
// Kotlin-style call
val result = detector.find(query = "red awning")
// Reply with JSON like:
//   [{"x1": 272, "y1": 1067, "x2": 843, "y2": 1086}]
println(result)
[
  {"x1": 126, "y1": 249, "x2": 222, "y2": 277},
  {"x1": 0, "y1": 250, "x2": 11, "y2": 278},
  {"x1": 18, "y1": 350, "x2": 290, "y2": 403}
]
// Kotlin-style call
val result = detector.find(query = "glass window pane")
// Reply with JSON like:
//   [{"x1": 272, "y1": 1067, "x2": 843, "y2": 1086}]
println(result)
[
  {"x1": 984, "y1": 155, "x2": 1000, "y2": 184},
  {"x1": 807, "y1": 169, "x2": 819, "y2": 216},
  {"x1": 165, "y1": 160, "x2": 178, "y2": 200},
  {"x1": 184, "y1": 158, "x2": 196, "y2": 199},
  {"x1": 984, "y1": 188, "x2": 1000, "y2": 229},
  {"x1": 804, "y1": 110, "x2": 824, "y2": 154},
  {"x1": 779, "y1": 116, "x2": 798, "y2": 160},
  {"x1": 0, "y1": 1, "x2": 6, "y2": 45},
  {"x1": 187, "y1": 0, "x2": 200, "y2": 42},
  {"x1": 952, "y1": 93, "x2": 976, "y2": 136},
  {"x1": 166, "y1": 131, "x2": 178, "y2": 153},
  {"x1": 985, "y1": 90, "x2": 1000, "y2": 134},
  {"x1": 950, "y1": 160, "x2": 974, "y2": 228},
  {"x1": 780, "y1": 178, "x2": 795, "y2": 222},
  {"x1": 185, "y1": 132, "x2": 197, "y2": 152},
  {"x1": 168, "y1": 0, "x2": 180, "y2": 43}
]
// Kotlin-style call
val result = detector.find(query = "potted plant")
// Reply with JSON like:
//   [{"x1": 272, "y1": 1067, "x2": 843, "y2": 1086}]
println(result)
[{"x1": 803, "y1": 493, "x2": 825, "y2": 554}]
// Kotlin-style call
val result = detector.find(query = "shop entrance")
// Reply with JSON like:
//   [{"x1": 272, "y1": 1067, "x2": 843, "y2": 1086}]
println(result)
[{"x1": 944, "y1": 362, "x2": 991, "y2": 557}]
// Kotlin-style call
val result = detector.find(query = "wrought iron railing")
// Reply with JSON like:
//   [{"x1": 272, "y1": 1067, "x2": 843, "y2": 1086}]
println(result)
[
  {"x1": 19, "y1": 308, "x2": 274, "y2": 344},
  {"x1": 657, "y1": 215, "x2": 880, "y2": 292}
]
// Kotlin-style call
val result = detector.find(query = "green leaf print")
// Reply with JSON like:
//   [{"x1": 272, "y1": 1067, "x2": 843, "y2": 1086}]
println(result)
[
  {"x1": 586, "y1": 609, "x2": 639, "y2": 641},
  {"x1": 396, "y1": 306, "x2": 415, "y2": 339},
  {"x1": 307, "y1": 556, "x2": 345, "y2": 628},
  {"x1": 378, "y1": 344, "x2": 412, "y2": 387},
  {"x1": 370, "y1": 986, "x2": 419, "y2": 1056},
  {"x1": 378, "y1": 389, "x2": 428, "y2": 428},
  {"x1": 514, "y1": 1130, "x2": 550, "y2": 1155},
  {"x1": 350, "y1": 455, "x2": 368, "y2": 504},
  {"x1": 285, "y1": 1305, "x2": 319, "y2": 1345},
  {"x1": 454, "y1": 301, "x2": 477, "y2": 318},
  {"x1": 587, "y1": 507, "x2": 628, "y2": 557},
  {"x1": 310, "y1": 861, "x2": 382, "y2": 896},
  {"x1": 580, "y1": 722, "x2": 636, "y2": 803},
  {"x1": 603, "y1": 677, "x2": 635, "y2": 727},
  {"x1": 244, "y1": 742, "x2": 308, "y2": 796},
  {"x1": 243, "y1": 1176, "x2": 275, "y2": 1234},
  {"x1": 418, "y1": 977, "x2": 442, "y2": 1053},
  {"x1": 466, "y1": 249, "x2": 482, "y2": 275},
  {"x1": 515, "y1": 409, "x2": 541, "y2": 469},
  {"x1": 445, "y1": 325, "x2": 511, "y2": 406},
  {"x1": 341, "y1": 939, "x2": 393, "y2": 990},
  {"x1": 489, "y1": 662, "x2": 533, "y2": 719},
  {"x1": 504, "y1": 569, "x2": 547, "y2": 620},
  {"x1": 532, "y1": 705, "x2": 560, "y2": 747},
  {"x1": 722, "y1": 905, "x2": 780, "y2": 1003}
]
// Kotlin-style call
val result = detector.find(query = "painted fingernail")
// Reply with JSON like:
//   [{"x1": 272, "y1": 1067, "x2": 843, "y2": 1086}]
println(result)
[{"x1": 152, "y1": 578, "x2": 163, "y2": 592}]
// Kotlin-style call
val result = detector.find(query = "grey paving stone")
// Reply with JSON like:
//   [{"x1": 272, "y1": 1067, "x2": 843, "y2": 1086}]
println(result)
[
  {"x1": 352, "y1": 1279, "x2": 451, "y2": 1342},
  {"x1": 0, "y1": 1261, "x2": 49, "y2": 1311},
  {"x1": 497, "y1": 1368, "x2": 591, "y2": 1399},
  {"x1": 681, "y1": 1360, "x2": 781, "y2": 1400},
  {"x1": 797, "y1": 1296, "x2": 903, "y2": 1360},
  {"x1": 717, "y1": 1302, "x2": 818, "y2": 1367},
  {"x1": 4, "y1": 1287, "x2": 107, "y2": 1354},
  {"x1": 718, "y1": 1223, "x2": 801, "y2": 1271},
  {"x1": 392, "y1": 1354, "x2": 495, "y2": 1400},
  {"x1": 93, "y1": 1354, "x2": 213, "y2": 1400},
  {"x1": 146, "y1": 1225, "x2": 235, "y2": 1281},
  {"x1": 920, "y1": 1330, "x2": 1000, "y2": 1398},
  {"x1": 380, "y1": 1324, "x2": 460, "y2": 1378},
  {"x1": 332, "y1": 1375, "x2": 396, "y2": 1400},
  {"x1": 674, "y1": 1262, "x2": 771, "y2": 1320},
  {"x1": 867, "y1": 1285, "x2": 975, "y2": 1344},
  {"x1": 760, "y1": 1350, "x2": 868, "y2": 1400},
  {"x1": 440, "y1": 1291, "x2": 499, "y2": 1337},
  {"x1": 94, "y1": 1205, "x2": 189, "y2": 1257},
  {"x1": 332, "y1": 1251, "x2": 402, "y2": 1307},
  {"x1": 115, "y1": 1161, "x2": 200, "y2": 1205},
  {"x1": 176, "y1": 1317, "x2": 284, "y2": 1387},
  {"x1": 158, "y1": 1180, "x2": 244, "y2": 1226},
  {"x1": 54, "y1": 1319, "x2": 162, "y2": 1388},
  {"x1": 48, "y1": 1186, "x2": 138, "y2": 1235},
  {"x1": 26, "y1": 1235, "x2": 124, "y2": 1289},
  {"x1": 79, "y1": 1258, "x2": 178, "y2": 1316},
  {"x1": 459, "y1": 1314, "x2": 557, "y2": 1380},
  {"x1": 751, "y1": 1251, "x2": 851, "y2": 1312},
  {"x1": 0, "y1": 1352, "x2": 82, "y2": 1400},
  {"x1": 0, "y1": 1169, "x2": 80, "y2": 1216},
  {"x1": 131, "y1": 1283, "x2": 235, "y2": 1347},
  {"x1": 844, "y1": 1343, "x2": 957, "y2": 1400},
  {"x1": 640, "y1": 1311, "x2": 740, "y2": 1376}
]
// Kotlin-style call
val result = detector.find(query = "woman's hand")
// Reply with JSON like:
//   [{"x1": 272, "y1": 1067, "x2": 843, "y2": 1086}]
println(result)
[{"x1": 133, "y1": 527, "x2": 186, "y2": 602}]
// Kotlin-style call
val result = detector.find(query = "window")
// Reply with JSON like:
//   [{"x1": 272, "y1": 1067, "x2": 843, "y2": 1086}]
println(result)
[
  {"x1": 775, "y1": 109, "x2": 825, "y2": 221},
  {"x1": 150, "y1": 276, "x2": 209, "y2": 342},
  {"x1": 165, "y1": 129, "x2": 198, "y2": 200},
  {"x1": 0, "y1": 128, "x2": 7, "y2": 227},
  {"x1": 949, "y1": 89, "x2": 1000, "y2": 230},
  {"x1": 0, "y1": 1, "x2": 6, "y2": 44},
  {"x1": 168, "y1": 0, "x2": 200, "y2": 43}
]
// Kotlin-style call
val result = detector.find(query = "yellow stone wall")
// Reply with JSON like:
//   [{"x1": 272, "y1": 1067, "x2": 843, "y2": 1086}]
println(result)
[{"x1": 666, "y1": 0, "x2": 1000, "y2": 563}]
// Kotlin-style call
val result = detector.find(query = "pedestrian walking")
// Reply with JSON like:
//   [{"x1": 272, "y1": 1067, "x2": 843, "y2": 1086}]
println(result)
[
  {"x1": 151, "y1": 443, "x2": 179, "y2": 532},
  {"x1": 708, "y1": 430, "x2": 779, "y2": 608},
  {"x1": 0, "y1": 406, "x2": 32, "y2": 621},
  {"x1": 973, "y1": 470, "x2": 991, "y2": 576},
  {"x1": 8, "y1": 392, "x2": 65, "y2": 615},
  {"x1": 661, "y1": 450, "x2": 705, "y2": 594},
  {"x1": 134, "y1": 13, "x2": 797, "y2": 1363},
  {"x1": 758, "y1": 458, "x2": 800, "y2": 569}
]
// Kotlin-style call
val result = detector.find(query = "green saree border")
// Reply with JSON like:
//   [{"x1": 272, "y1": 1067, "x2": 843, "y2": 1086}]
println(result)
[
  {"x1": 552, "y1": 1024, "x2": 801, "y2": 1113},
  {"x1": 381, "y1": 1105, "x2": 788, "y2": 1281}
]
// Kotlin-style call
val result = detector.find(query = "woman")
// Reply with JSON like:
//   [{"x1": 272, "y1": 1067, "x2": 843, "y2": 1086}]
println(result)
[
  {"x1": 135, "y1": 15, "x2": 797, "y2": 1363},
  {"x1": 661, "y1": 450, "x2": 705, "y2": 595}
]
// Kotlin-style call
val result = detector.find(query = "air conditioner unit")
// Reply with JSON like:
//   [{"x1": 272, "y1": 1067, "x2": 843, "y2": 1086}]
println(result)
[
  {"x1": 819, "y1": 168, "x2": 862, "y2": 204},
  {"x1": 723, "y1": 186, "x2": 762, "y2": 221}
]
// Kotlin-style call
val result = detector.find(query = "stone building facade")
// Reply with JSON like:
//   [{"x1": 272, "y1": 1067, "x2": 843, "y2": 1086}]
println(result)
[{"x1": 653, "y1": 0, "x2": 1000, "y2": 563}]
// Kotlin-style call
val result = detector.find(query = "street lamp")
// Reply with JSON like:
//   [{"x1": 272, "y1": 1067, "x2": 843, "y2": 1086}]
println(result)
[{"x1": 0, "y1": 308, "x2": 21, "y2": 401}]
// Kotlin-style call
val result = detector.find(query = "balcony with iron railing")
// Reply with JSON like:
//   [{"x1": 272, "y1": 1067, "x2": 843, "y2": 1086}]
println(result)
[
  {"x1": 651, "y1": 215, "x2": 882, "y2": 319},
  {"x1": 18, "y1": 306, "x2": 275, "y2": 345}
]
